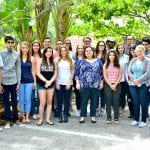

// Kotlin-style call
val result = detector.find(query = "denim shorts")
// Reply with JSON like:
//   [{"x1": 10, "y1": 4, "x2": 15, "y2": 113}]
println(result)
[{"x1": 37, "y1": 83, "x2": 55, "y2": 90}]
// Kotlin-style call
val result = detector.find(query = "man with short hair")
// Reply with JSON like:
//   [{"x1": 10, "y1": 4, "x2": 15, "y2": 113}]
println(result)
[
  {"x1": 124, "y1": 35, "x2": 134, "y2": 55},
  {"x1": 41, "y1": 37, "x2": 51, "y2": 53},
  {"x1": 142, "y1": 37, "x2": 150, "y2": 56},
  {"x1": 106, "y1": 37, "x2": 116, "y2": 52},
  {"x1": 0, "y1": 36, "x2": 21, "y2": 129}
]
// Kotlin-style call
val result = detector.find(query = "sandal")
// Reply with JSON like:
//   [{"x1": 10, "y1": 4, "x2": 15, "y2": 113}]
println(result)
[
  {"x1": 37, "y1": 121, "x2": 43, "y2": 126},
  {"x1": 46, "y1": 121, "x2": 54, "y2": 125}
]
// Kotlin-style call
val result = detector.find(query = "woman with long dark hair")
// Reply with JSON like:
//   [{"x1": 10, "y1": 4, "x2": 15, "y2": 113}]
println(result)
[
  {"x1": 36, "y1": 47, "x2": 57, "y2": 126},
  {"x1": 103, "y1": 50, "x2": 122, "y2": 124},
  {"x1": 95, "y1": 40, "x2": 106, "y2": 116}
]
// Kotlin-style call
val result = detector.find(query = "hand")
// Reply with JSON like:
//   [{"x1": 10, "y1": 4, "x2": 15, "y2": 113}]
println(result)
[
  {"x1": 0, "y1": 85, "x2": 3, "y2": 94},
  {"x1": 109, "y1": 84, "x2": 116, "y2": 91},
  {"x1": 33, "y1": 82, "x2": 36, "y2": 89},
  {"x1": 76, "y1": 83, "x2": 80, "y2": 90},
  {"x1": 99, "y1": 82, "x2": 103, "y2": 89},
  {"x1": 56, "y1": 83, "x2": 60, "y2": 90},
  {"x1": 66, "y1": 83, "x2": 71, "y2": 90},
  {"x1": 44, "y1": 81, "x2": 52, "y2": 88},
  {"x1": 134, "y1": 80, "x2": 141, "y2": 87},
  {"x1": 16, "y1": 84, "x2": 19, "y2": 92}
]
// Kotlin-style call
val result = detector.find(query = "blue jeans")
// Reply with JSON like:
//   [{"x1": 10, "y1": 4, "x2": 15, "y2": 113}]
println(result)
[
  {"x1": 56, "y1": 85, "x2": 72, "y2": 116},
  {"x1": 129, "y1": 84, "x2": 148, "y2": 122},
  {"x1": 2, "y1": 84, "x2": 18, "y2": 122},
  {"x1": 80, "y1": 88, "x2": 99, "y2": 117},
  {"x1": 19, "y1": 83, "x2": 33, "y2": 113}
]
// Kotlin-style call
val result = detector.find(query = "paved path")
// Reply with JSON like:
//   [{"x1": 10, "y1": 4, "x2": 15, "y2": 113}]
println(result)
[{"x1": 0, "y1": 111, "x2": 150, "y2": 150}]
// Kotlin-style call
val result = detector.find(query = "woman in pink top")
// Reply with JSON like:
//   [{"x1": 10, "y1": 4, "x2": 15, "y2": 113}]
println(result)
[{"x1": 103, "y1": 50, "x2": 122, "y2": 124}]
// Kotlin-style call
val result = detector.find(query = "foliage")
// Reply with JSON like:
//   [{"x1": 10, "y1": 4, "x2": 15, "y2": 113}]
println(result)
[{"x1": 69, "y1": 0, "x2": 150, "y2": 41}]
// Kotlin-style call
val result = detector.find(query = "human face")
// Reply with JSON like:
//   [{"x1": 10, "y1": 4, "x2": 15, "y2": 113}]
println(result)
[
  {"x1": 135, "y1": 47, "x2": 144, "y2": 59},
  {"x1": 6, "y1": 40, "x2": 14, "y2": 50},
  {"x1": 85, "y1": 47, "x2": 94, "y2": 59},
  {"x1": 107, "y1": 41, "x2": 115, "y2": 49},
  {"x1": 61, "y1": 47, "x2": 67, "y2": 58},
  {"x1": 32, "y1": 43, "x2": 40, "y2": 53},
  {"x1": 130, "y1": 48, "x2": 136, "y2": 57},
  {"x1": 77, "y1": 45, "x2": 84, "y2": 56},
  {"x1": 43, "y1": 39, "x2": 51, "y2": 48},
  {"x1": 83, "y1": 38, "x2": 91, "y2": 46},
  {"x1": 126, "y1": 36, "x2": 133, "y2": 46},
  {"x1": 56, "y1": 41, "x2": 63, "y2": 49},
  {"x1": 117, "y1": 45, "x2": 124, "y2": 54},
  {"x1": 108, "y1": 52, "x2": 115, "y2": 62},
  {"x1": 98, "y1": 42, "x2": 105, "y2": 51},
  {"x1": 64, "y1": 40, "x2": 71, "y2": 48},
  {"x1": 45, "y1": 48, "x2": 52, "y2": 58},
  {"x1": 142, "y1": 42, "x2": 149, "y2": 51},
  {"x1": 21, "y1": 44, "x2": 29, "y2": 55}
]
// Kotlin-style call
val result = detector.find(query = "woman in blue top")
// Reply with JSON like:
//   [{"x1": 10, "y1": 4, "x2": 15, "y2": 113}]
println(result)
[
  {"x1": 75, "y1": 46, "x2": 103, "y2": 123},
  {"x1": 19, "y1": 41, "x2": 36, "y2": 124},
  {"x1": 128, "y1": 45, "x2": 150, "y2": 128}
]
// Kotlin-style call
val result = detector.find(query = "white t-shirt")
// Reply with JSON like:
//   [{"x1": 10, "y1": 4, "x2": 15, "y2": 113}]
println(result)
[{"x1": 56, "y1": 59, "x2": 73, "y2": 85}]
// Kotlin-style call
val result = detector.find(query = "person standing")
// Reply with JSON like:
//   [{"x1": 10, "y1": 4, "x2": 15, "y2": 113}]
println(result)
[
  {"x1": 36, "y1": 47, "x2": 57, "y2": 126},
  {"x1": 0, "y1": 36, "x2": 21, "y2": 129},
  {"x1": 128, "y1": 45, "x2": 150, "y2": 128},
  {"x1": 0, "y1": 55, "x2": 3, "y2": 131},
  {"x1": 19, "y1": 41, "x2": 36, "y2": 124},
  {"x1": 103, "y1": 50, "x2": 122, "y2": 124},
  {"x1": 56, "y1": 46, "x2": 74, "y2": 123},
  {"x1": 75, "y1": 46, "x2": 103, "y2": 123},
  {"x1": 116, "y1": 44, "x2": 129, "y2": 117}
]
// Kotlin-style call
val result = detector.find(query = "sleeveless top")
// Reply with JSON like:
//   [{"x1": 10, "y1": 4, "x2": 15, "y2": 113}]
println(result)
[
  {"x1": 37, "y1": 63, "x2": 55, "y2": 88},
  {"x1": 21, "y1": 61, "x2": 34, "y2": 83}
]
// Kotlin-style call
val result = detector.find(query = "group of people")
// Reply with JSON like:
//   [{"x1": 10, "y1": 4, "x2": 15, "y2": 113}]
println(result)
[{"x1": 0, "y1": 35, "x2": 149, "y2": 132}]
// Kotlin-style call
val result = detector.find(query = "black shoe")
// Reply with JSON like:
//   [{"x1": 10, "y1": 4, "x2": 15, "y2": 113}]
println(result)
[
  {"x1": 59, "y1": 115, "x2": 63, "y2": 123},
  {"x1": 127, "y1": 115, "x2": 133, "y2": 118},
  {"x1": 63, "y1": 115, "x2": 68, "y2": 123}
]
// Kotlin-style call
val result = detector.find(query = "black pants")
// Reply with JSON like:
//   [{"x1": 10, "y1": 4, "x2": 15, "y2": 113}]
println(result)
[
  {"x1": 104, "y1": 83, "x2": 121, "y2": 120},
  {"x1": 2, "y1": 84, "x2": 18, "y2": 122}
]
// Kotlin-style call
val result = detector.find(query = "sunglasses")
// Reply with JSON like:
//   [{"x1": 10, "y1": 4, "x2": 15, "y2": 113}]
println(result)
[{"x1": 7, "y1": 41, "x2": 14, "y2": 44}]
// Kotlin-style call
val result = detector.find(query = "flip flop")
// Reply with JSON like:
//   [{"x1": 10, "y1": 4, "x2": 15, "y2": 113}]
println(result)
[
  {"x1": 46, "y1": 121, "x2": 54, "y2": 125},
  {"x1": 37, "y1": 121, "x2": 43, "y2": 126}
]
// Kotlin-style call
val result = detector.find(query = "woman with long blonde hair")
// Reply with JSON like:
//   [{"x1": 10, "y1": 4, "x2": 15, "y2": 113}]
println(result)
[{"x1": 56, "y1": 46, "x2": 74, "y2": 123}]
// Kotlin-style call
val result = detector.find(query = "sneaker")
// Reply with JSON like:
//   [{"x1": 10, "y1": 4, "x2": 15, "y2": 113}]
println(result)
[
  {"x1": 0, "y1": 128, "x2": 2, "y2": 131},
  {"x1": 138, "y1": 122, "x2": 147, "y2": 128},
  {"x1": 76, "y1": 110, "x2": 80, "y2": 117},
  {"x1": 4, "y1": 122, "x2": 11, "y2": 129},
  {"x1": 131, "y1": 120, "x2": 139, "y2": 126}
]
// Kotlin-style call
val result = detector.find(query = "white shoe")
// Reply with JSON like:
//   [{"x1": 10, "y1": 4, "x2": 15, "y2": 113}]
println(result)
[
  {"x1": 0, "y1": 128, "x2": 2, "y2": 131},
  {"x1": 76, "y1": 110, "x2": 80, "y2": 117},
  {"x1": 4, "y1": 122, "x2": 10, "y2": 129},
  {"x1": 131, "y1": 120, "x2": 139, "y2": 126},
  {"x1": 138, "y1": 122, "x2": 147, "y2": 128}
]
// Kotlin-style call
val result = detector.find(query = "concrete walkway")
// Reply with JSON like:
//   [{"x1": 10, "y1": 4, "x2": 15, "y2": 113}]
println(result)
[{"x1": 0, "y1": 110, "x2": 150, "y2": 150}]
